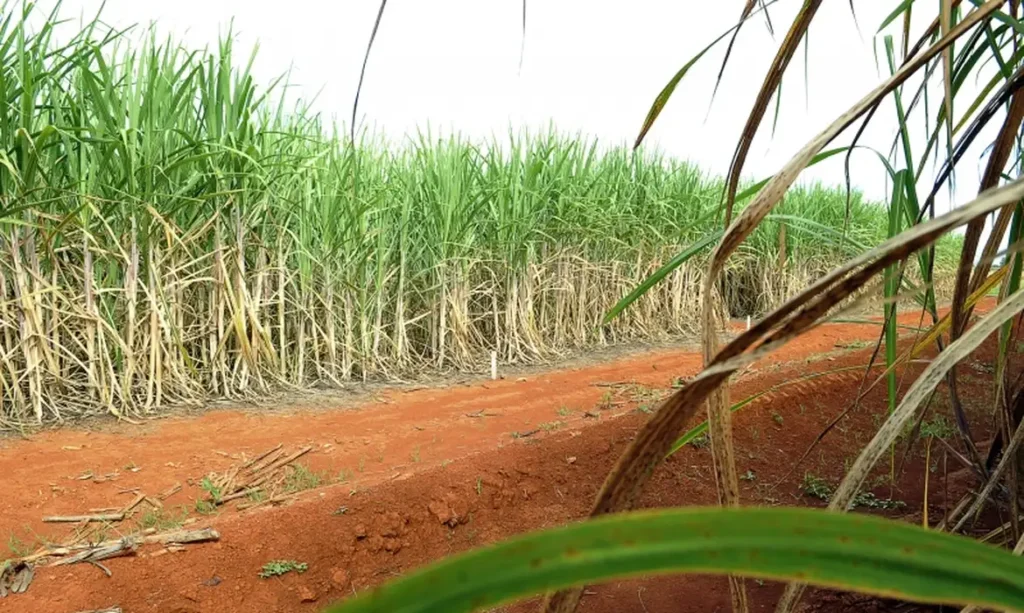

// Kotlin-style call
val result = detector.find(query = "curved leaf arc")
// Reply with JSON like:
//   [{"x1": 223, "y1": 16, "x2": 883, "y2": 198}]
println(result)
[{"x1": 324, "y1": 507, "x2": 1024, "y2": 613}]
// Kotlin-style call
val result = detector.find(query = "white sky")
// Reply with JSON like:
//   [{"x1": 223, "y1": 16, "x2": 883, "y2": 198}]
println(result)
[{"x1": 46, "y1": 0, "x2": 1005, "y2": 214}]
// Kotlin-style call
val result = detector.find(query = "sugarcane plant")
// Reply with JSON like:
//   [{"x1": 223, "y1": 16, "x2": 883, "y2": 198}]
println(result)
[{"x1": 327, "y1": 1, "x2": 1024, "y2": 612}]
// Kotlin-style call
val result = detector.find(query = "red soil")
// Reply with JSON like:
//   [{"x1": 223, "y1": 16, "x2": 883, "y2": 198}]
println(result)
[{"x1": 0, "y1": 302, "x2": 1004, "y2": 613}]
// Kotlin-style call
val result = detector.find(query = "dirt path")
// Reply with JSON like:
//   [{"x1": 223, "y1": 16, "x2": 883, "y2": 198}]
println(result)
[{"x1": 0, "y1": 304, "x2": 1000, "y2": 613}]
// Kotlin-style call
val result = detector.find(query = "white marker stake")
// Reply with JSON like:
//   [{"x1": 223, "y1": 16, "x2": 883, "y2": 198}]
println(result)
[
  {"x1": 491, "y1": 351, "x2": 497, "y2": 380},
  {"x1": 746, "y1": 315, "x2": 751, "y2": 330}
]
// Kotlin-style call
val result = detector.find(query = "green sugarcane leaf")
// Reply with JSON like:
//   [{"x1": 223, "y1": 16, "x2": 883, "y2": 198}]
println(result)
[{"x1": 325, "y1": 506, "x2": 1024, "y2": 613}]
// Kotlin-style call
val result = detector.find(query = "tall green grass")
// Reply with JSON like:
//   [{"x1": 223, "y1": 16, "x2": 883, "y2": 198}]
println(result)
[{"x1": 0, "y1": 2, "x2": 954, "y2": 426}]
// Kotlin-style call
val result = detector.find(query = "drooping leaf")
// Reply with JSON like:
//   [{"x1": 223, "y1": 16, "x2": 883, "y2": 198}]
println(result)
[
  {"x1": 778, "y1": 284, "x2": 1024, "y2": 611},
  {"x1": 351, "y1": 0, "x2": 389, "y2": 144},
  {"x1": 722, "y1": 0, "x2": 823, "y2": 225}
]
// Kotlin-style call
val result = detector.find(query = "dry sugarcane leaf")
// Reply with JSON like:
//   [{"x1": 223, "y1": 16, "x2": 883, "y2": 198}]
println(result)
[
  {"x1": 50, "y1": 538, "x2": 137, "y2": 567},
  {"x1": 708, "y1": 5, "x2": 824, "y2": 610},
  {"x1": 723, "y1": 0, "x2": 823, "y2": 226},
  {"x1": 776, "y1": 288, "x2": 1024, "y2": 611},
  {"x1": 710, "y1": 0, "x2": 758, "y2": 104},
  {"x1": 540, "y1": 174, "x2": 1024, "y2": 613},
  {"x1": 711, "y1": 0, "x2": 999, "y2": 276}
]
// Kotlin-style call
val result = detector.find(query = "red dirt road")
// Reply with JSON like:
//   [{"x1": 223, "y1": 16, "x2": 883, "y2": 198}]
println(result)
[{"x1": 0, "y1": 305, "x2": 1002, "y2": 613}]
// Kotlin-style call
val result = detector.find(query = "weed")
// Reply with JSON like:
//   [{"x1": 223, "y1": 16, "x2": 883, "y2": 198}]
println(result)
[
  {"x1": 636, "y1": 404, "x2": 654, "y2": 414},
  {"x1": 919, "y1": 415, "x2": 957, "y2": 440},
  {"x1": 410, "y1": 447, "x2": 421, "y2": 463},
  {"x1": 771, "y1": 411, "x2": 784, "y2": 426},
  {"x1": 801, "y1": 473, "x2": 906, "y2": 510},
  {"x1": 283, "y1": 463, "x2": 325, "y2": 493},
  {"x1": 137, "y1": 506, "x2": 188, "y2": 531},
  {"x1": 194, "y1": 499, "x2": 218, "y2": 515},
  {"x1": 259, "y1": 559, "x2": 308, "y2": 578},
  {"x1": 740, "y1": 470, "x2": 757, "y2": 482},
  {"x1": 199, "y1": 476, "x2": 222, "y2": 503},
  {"x1": 557, "y1": 406, "x2": 572, "y2": 417},
  {"x1": 853, "y1": 492, "x2": 907, "y2": 511},
  {"x1": 539, "y1": 420, "x2": 565, "y2": 432},
  {"x1": 801, "y1": 474, "x2": 834, "y2": 501},
  {"x1": 6, "y1": 534, "x2": 32, "y2": 558},
  {"x1": 337, "y1": 468, "x2": 354, "y2": 483},
  {"x1": 247, "y1": 489, "x2": 267, "y2": 503},
  {"x1": 598, "y1": 391, "x2": 614, "y2": 410},
  {"x1": 688, "y1": 432, "x2": 710, "y2": 449}
]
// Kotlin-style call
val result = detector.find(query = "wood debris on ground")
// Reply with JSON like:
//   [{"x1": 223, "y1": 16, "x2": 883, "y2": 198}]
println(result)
[
  {"x1": 3, "y1": 526, "x2": 219, "y2": 597},
  {"x1": 199, "y1": 443, "x2": 313, "y2": 511},
  {"x1": 43, "y1": 489, "x2": 166, "y2": 527}
]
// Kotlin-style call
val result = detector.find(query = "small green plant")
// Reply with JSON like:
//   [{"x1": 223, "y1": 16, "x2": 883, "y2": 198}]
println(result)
[
  {"x1": 801, "y1": 474, "x2": 905, "y2": 510},
  {"x1": 194, "y1": 499, "x2": 218, "y2": 515},
  {"x1": 771, "y1": 411, "x2": 784, "y2": 426},
  {"x1": 801, "y1": 474, "x2": 834, "y2": 501},
  {"x1": 410, "y1": 447, "x2": 421, "y2": 463},
  {"x1": 919, "y1": 415, "x2": 957, "y2": 440},
  {"x1": 557, "y1": 406, "x2": 572, "y2": 417},
  {"x1": 259, "y1": 559, "x2": 308, "y2": 578},
  {"x1": 740, "y1": 470, "x2": 757, "y2": 482},
  {"x1": 598, "y1": 391, "x2": 614, "y2": 410},
  {"x1": 852, "y1": 492, "x2": 907, "y2": 511},
  {"x1": 337, "y1": 468, "x2": 354, "y2": 483},
  {"x1": 688, "y1": 432, "x2": 710, "y2": 449},
  {"x1": 6, "y1": 534, "x2": 32, "y2": 558},
  {"x1": 540, "y1": 420, "x2": 565, "y2": 432},
  {"x1": 283, "y1": 463, "x2": 325, "y2": 493},
  {"x1": 200, "y1": 476, "x2": 222, "y2": 503},
  {"x1": 137, "y1": 506, "x2": 188, "y2": 531},
  {"x1": 246, "y1": 489, "x2": 267, "y2": 503}
]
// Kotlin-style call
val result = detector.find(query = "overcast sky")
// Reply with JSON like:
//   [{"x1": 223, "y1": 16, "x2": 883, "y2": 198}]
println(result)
[{"x1": 46, "y1": 0, "x2": 1003, "y2": 213}]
